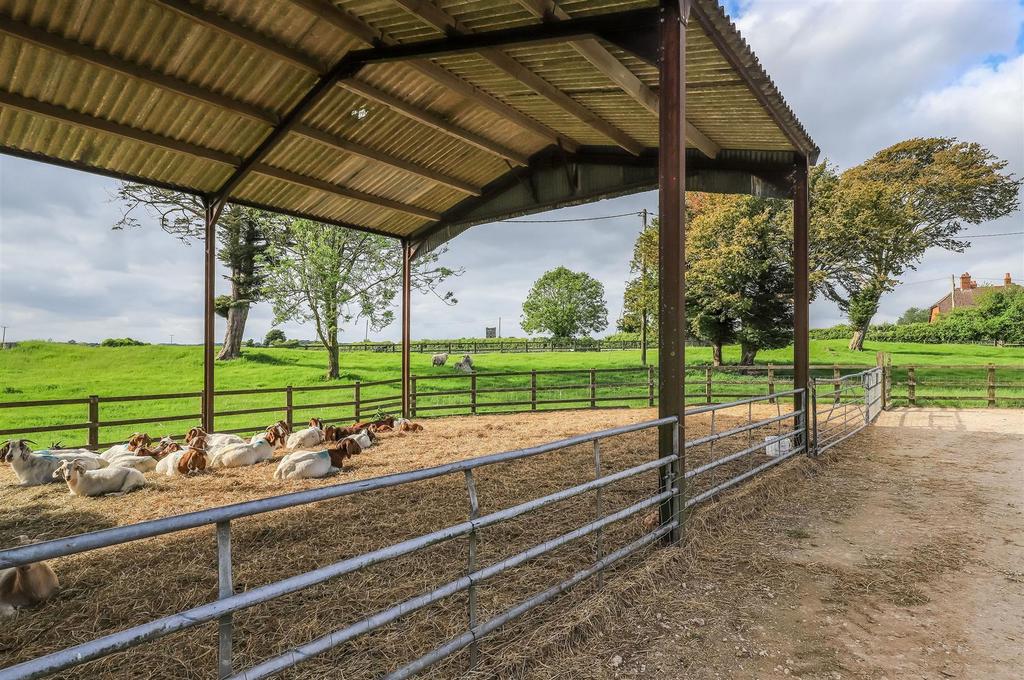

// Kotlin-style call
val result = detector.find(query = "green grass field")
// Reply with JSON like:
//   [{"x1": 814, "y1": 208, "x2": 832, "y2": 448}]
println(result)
[{"x1": 1, "y1": 340, "x2": 1021, "y2": 447}]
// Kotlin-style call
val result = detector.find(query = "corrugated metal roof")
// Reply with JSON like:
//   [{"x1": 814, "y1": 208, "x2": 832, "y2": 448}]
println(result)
[{"x1": 0, "y1": 0, "x2": 819, "y2": 240}]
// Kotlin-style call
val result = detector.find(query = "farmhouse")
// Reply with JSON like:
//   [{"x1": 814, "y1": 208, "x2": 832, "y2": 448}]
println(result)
[{"x1": 929, "y1": 272, "x2": 1016, "y2": 322}]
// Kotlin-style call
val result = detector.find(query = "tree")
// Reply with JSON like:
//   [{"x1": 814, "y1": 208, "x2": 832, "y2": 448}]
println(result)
[
  {"x1": 265, "y1": 220, "x2": 458, "y2": 379},
  {"x1": 264, "y1": 329, "x2": 286, "y2": 346},
  {"x1": 113, "y1": 184, "x2": 285, "y2": 359},
  {"x1": 820, "y1": 138, "x2": 1021, "y2": 350},
  {"x1": 521, "y1": 267, "x2": 608, "y2": 340},
  {"x1": 687, "y1": 194, "x2": 794, "y2": 365},
  {"x1": 897, "y1": 307, "x2": 931, "y2": 325}
]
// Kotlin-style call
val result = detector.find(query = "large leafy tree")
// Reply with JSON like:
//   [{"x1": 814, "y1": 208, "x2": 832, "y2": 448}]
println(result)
[
  {"x1": 265, "y1": 219, "x2": 458, "y2": 379},
  {"x1": 521, "y1": 266, "x2": 608, "y2": 339},
  {"x1": 113, "y1": 184, "x2": 284, "y2": 360},
  {"x1": 687, "y1": 194, "x2": 794, "y2": 365},
  {"x1": 822, "y1": 138, "x2": 1021, "y2": 350}
]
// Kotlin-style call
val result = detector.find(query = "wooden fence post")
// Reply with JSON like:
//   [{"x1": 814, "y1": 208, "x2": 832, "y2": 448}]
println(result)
[
  {"x1": 470, "y1": 372, "x2": 477, "y2": 415},
  {"x1": 987, "y1": 364, "x2": 996, "y2": 407},
  {"x1": 88, "y1": 396, "x2": 99, "y2": 450},
  {"x1": 704, "y1": 368, "x2": 712, "y2": 404},
  {"x1": 590, "y1": 368, "x2": 597, "y2": 408},
  {"x1": 833, "y1": 364, "x2": 841, "y2": 403},
  {"x1": 353, "y1": 381, "x2": 361, "y2": 421},
  {"x1": 907, "y1": 366, "x2": 916, "y2": 406},
  {"x1": 410, "y1": 376, "x2": 417, "y2": 418},
  {"x1": 285, "y1": 386, "x2": 294, "y2": 429},
  {"x1": 767, "y1": 364, "x2": 776, "y2": 403},
  {"x1": 647, "y1": 365, "x2": 655, "y2": 407},
  {"x1": 531, "y1": 370, "x2": 537, "y2": 410}
]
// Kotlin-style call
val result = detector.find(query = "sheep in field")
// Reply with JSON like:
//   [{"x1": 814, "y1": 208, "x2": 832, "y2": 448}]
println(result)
[
  {"x1": 432, "y1": 352, "x2": 448, "y2": 366},
  {"x1": 454, "y1": 354, "x2": 474, "y2": 373},
  {"x1": 0, "y1": 561, "x2": 59, "y2": 618}
]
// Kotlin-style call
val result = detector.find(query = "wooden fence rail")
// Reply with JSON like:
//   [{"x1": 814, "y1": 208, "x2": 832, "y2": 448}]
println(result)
[{"x1": 3, "y1": 363, "x2": 1020, "y2": 449}]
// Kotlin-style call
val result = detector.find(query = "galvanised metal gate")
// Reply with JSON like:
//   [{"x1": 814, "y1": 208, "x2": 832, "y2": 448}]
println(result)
[{"x1": 811, "y1": 367, "x2": 883, "y2": 454}]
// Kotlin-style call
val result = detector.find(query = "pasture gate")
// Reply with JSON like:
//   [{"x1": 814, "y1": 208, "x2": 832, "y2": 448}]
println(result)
[
  {"x1": 811, "y1": 367, "x2": 883, "y2": 454},
  {"x1": 0, "y1": 389, "x2": 818, "y2": 680}
]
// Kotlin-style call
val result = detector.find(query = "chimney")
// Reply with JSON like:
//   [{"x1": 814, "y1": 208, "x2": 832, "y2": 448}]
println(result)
[
  {"x1": 1006, "y1": 273, "x2": 1012, "y2": 286},
  {"x1": 960, "y1": 272, "x2": 972, "y2": 290}
]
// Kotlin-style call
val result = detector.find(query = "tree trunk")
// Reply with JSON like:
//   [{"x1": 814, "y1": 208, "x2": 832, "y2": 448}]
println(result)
[
  {"x1": 217, "y1": 303, "x2": 249, "y2": 360},
  {"x1": 326, "y1": 320, "x2": 340, "y2": 379},
  {"x1": 711, "y1": 343, "x2": 723, "y2": 367},
  {"x1": 739, "y1": 343, "x2": 758, "y2": 366},
  {"x1": 848, "y1": 319, "x2": 870, "y2": 351}
]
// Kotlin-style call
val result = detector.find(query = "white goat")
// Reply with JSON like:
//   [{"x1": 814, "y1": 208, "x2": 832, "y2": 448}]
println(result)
[
  {"x1": 53, "y1": 459, "x2": 146, "y2": 497},
  {"x1": 208, "y1": 429, "x2": 280, "y2": 469},
  {"x1": 109, "y1": 455, "x2": 158, "y2": 473},
  {"x1": 2, "y1": 440, "x2": 107, "y2": 486},
  {"x1": 286, "y1": 418, "x2": 325, "y2": 451},
  {"x1": 100, "y1": 433, "x2": 152, "y2": 462},
  {"x1": 185, "y1": 427, "x2": 245, "y2": 455},
  {"x1": 344, "y1": 429, "x2": 374, "y2": 451},
  {"x1": 273, "y1": 450, "x2": 338, "y2": 480}
]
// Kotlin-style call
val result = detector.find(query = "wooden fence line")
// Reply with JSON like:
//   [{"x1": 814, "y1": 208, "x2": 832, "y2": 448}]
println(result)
[{"x1": 3, "y1": 363, "x2": 1021, "y2": 449}]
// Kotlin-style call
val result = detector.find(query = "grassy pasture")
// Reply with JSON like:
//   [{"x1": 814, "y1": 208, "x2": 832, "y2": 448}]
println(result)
[{"x1": 1, "y1": 340, "x2": 1021, "y2": 447}]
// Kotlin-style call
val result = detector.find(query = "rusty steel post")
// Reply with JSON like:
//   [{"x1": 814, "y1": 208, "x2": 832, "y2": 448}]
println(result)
[
  {"x1": 658, "y1": 0, "x2": 686, "y2": 544},
  {"x1": 401, "y1": 240, "x2": 412, "y2": 418},
  {"x1": 202, "y1": 197, "x2": 221, "y2": 433},
  {"x1": 792, "y1": 158, "x2": 809, "y2": 436}
]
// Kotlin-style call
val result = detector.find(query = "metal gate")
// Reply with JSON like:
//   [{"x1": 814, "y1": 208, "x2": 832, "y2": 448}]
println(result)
[{"x1": 811, "y1": 367, "x2": 883, "y2": 454}]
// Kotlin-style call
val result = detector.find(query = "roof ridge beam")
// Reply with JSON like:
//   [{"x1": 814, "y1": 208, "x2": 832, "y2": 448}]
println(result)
[
  {"x1": 510, "y1": 0, "x2": 719, "y2": 158},
  {"x1": 380, "y1": 0, "x2": 650, "y2": 154}
]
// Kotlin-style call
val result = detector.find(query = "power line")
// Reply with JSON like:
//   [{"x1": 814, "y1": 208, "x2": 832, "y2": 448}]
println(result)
[{"x1": 961, "y1": 231, "x2": 1024, "y2": 238}]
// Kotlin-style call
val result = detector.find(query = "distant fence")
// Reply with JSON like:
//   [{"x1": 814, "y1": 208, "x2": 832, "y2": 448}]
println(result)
[
  {"x1": 332, "y1": 339, "x2": 709, "y2": 354},
  {"x1": 2, "y1": 363, "x2": 1021, "y2": 450}
]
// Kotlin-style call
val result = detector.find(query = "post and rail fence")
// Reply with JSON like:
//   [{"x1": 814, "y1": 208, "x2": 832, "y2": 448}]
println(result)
[{"x1": 2, "y1": 363, "x2": 1020, "y2": 450}]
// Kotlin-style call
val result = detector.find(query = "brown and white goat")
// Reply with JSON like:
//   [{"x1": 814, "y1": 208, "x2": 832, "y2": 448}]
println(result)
[{"x1": 0, "y1": 561, "x2": 59, "y2": 617}]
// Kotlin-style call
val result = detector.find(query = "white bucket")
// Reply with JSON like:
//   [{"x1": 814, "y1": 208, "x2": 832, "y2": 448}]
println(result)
[{"x1": 764, "y1": 435, "x2": 791, "y2": 458}]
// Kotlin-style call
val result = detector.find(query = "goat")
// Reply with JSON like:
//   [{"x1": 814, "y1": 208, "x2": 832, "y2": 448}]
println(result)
[
  {"x1": 352, "y1": 416, "x2": 394, "y2": 433},
  {"x1": 186, "y1": 427, "x2": 244, "y2": 454},
  {"x1": 100, "y1": 432, "x2": 152, "y2": 461},
  {"x1": 53, "y1": 459, "x2": 146, "y2": 497},
  {"x1": 155, "y1": 436, "x2": 206, "y2": 477},
  {"x1": 136, "y1": 437, "x2": 180, "y2": 460},
  {"x1": 274, "y1": 438, "x2": 357, "y2": 480},
  {"x1": 432, "y1": 352, "x2": 449, "y2": 367},
  {"x1": 2, "y1": 440, "x2": 107, "y2": 486},
  {"x1": 253, "y1": 421, "x2": 289, "y2": 449},
  {"x1": 343, "y1": 429, "x2": 374, "y2": 451},
  {"x1": 109, "y1": 455, "x2": 158, "y2": 473},
  {"x1": 285, "y1": 419, "x2": 324, "y2": 451},
  {"x1": 395, "y1": 418, "x2": 424, "y2": 432},
  {"x1": 209, "y1": 429, "x2": 278, "y2": 468},
  {"x1": 0, "y1": 561, "x2": 59, "y2": 618}
]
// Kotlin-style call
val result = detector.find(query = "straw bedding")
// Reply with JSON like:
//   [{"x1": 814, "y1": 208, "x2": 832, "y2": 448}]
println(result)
[{"x1": 0, "y1": 405, "x2": 796, "y2": 678}]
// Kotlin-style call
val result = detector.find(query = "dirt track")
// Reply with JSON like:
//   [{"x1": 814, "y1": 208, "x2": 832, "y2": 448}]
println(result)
[{"x1": 533, "y1": 408, "x2": 1024, "y2": 679}]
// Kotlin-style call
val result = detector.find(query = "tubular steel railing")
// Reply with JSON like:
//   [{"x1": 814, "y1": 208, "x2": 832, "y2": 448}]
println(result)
[
  {"x1": 683, "y1": 389, "x2": 808, "y2": 507},
  {"x1": 0, "y1": 383, "x2": 885, "y2": 680},
  {"x1": 811, "y1": 368, "x2": 882, "y2": 454},
  {"x1": 0, "y1": 417, "x2": 681, "y2": 680}
]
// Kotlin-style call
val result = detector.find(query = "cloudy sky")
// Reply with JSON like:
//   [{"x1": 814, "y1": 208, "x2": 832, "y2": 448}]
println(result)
[{"x1": 1, "y1": 0, "x2": 1022, "y2": 345}]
